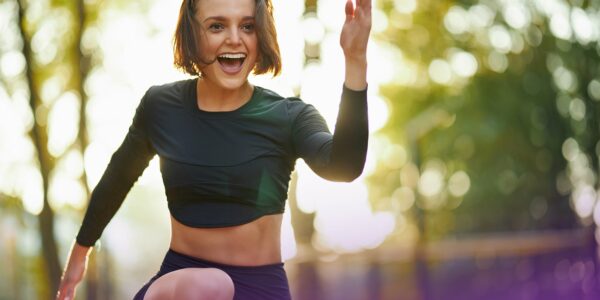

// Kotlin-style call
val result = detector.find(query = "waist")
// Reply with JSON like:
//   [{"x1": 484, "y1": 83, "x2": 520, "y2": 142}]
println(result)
[
  {"x1": 169, "y1": 214, "x2": 283, "y2": 266},
  {"x1": 166, "y1": 186, "x2": 286, "y2": 227}
]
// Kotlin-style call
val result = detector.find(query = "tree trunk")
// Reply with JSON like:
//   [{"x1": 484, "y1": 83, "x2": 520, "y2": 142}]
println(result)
[{"x1": 16, "y1": 0, "x2": 61, "y2": 297}]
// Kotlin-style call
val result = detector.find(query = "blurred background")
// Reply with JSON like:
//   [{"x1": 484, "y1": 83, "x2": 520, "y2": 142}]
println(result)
[{"x1": 1, "y1": 0, "x2": 600, "y2": 299}]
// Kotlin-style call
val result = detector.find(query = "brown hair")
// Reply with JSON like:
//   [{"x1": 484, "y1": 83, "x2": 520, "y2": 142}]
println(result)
[{"x1": 173, "y1": 0, "x2": 281, "y2": 76}]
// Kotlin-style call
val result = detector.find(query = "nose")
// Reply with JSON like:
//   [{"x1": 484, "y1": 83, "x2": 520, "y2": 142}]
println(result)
[{"x1": 226, "y1": 28, "x2": 242, "y2": 45}]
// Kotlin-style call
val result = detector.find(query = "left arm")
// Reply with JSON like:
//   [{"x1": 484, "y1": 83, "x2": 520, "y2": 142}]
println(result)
[{"x1": 292, "y1": 0, "x2": 371, "y2": 182}]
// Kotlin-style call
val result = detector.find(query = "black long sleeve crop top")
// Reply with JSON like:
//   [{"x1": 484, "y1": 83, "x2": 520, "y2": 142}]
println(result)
[{"x1": 76, "y1": 78, "x2": 368, "y2": 247}]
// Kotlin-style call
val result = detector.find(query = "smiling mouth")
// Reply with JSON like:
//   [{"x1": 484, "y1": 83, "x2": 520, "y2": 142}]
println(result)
[{"x1": 217, "y1": 53, "x2": 246, "y2": 74}]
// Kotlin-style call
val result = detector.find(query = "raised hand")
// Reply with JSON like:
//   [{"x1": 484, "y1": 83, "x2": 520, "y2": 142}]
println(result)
[{"x1": 340, "y1": 0, "x2": 372, "y2": 62}]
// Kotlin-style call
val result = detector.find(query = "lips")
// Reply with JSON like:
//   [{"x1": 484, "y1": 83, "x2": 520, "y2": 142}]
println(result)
[{"x1": 217, "y1": 53, "x2": 246, "y2": 74}]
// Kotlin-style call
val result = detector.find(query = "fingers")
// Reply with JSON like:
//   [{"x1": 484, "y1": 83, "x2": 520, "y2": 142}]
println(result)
[
  {"x1": 56, "y1": 287, "x2": 74, "y2": 300},
  {"x1": 56, "y1": 279, "x2": 77, "y2": 300},
  {"x1": 359, "y1": 0, "x2": 371, "y2": 11},
  {"x1": 345, "y1": 0, "x2": 371, "y2": 22},
  {"x1": 345, "y1": 0, "x2": 354, "y2": 20}
]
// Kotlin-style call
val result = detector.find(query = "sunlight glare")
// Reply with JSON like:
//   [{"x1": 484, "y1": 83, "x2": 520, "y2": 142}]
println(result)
[
  {"x1": 393, "y1": 0, "x2": 417, "y2": 14},
  {"x1": 18, "y1": 166, "x2": 44, "y2": 215},
  {"x1": 392, "y1": 187, "x2": 415, "y2": 212},
  {"x1": 503, "y1": 2, "x2": 531, "y2": 30},
  {"x1": 312, "y1": 182, "x2": 394, "y2": 252},
  {"x1": 372, "y1": 8, "x2": 388, "y2": 34},
  {"x1": 489, "y1": 25, "x2": 512, "y2": 54},
  {"x1": 448, "y1": 171, "x2": 470, "y2": 197},
  {"x1": 571, "y1": 8, "x2": 595, "y2": 45},
  {"x1": 568, "y1": 98, "x2": 586, "y2": 121},
  {"x1": 384, "y1": 144, "x2": 408, "y2": 170},
  {"x1": 450, "y1": 51, "x2": 478, "y2": 78},
  {"x1": 302, "y1": 13, "x2": 325, "y2": 45},
  {"x1": 317, "y1": 0, "x2": 346, "y2": 31},
  {"x1": 588, "y1": 80, "x2": 600, "y2": 101},
  {"x1": 418, "y1": 169, "x2": 444, "y2": 197},
  {"x1": 48, "y1": 92, "x2": 80, "y2": 157},
  {"x1": 0, "y1": 51, "x2": 25, "y2": 78},
  {"x1": 83, "y1": 141, "x2": 112, "y2": 189},
  {"x1": 272, "y1": 0, "x2": 303, "y2": 89},
  {"x1": 41, "y1": 76, "x2": 64, "y2": 104},
  {"x1": 368, "y1": 92, "x2": 389, "y2": 133},
  {"x1": 0, "y1": 91, "x2": 33, "y2": 165},
  {"x1": 369, "y1": 43, "x2": 404, "y2": 85},
  {"x1": 444, "y1": 6, "x2": 469, "y2": 35},
  {"x1": 572, "y1": 185, "x2": 596, "y2": 219},
  {"x1": 281, "y1": 202, "x2": 298, "y2": 260},
  {"x1": 428, "y1": 59, "x2": 452, "y2": 85},
  {"x1": 48, "y1": 176, "x2": 86, "y2": 210},
  {"x1": 468, "y1": 4, "x2": 495, "y2": 29},
  {"x1": 553, "y1": 66, "x2": 577, "y2": 92},
  {"x1": 300, "y1": 62, "x2": 339, "y2": 127},
  {"x1": 549, "y1": 11, "x2": 572, "y2": 40}
]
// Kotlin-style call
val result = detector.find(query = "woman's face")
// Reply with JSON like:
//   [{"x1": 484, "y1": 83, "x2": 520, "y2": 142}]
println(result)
[{"x1": 195, "y1": 0, "x2": 258, "y2": 90}]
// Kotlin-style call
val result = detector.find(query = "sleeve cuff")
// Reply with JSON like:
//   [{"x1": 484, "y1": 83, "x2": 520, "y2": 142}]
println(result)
[{"x1": 342, "y1": 84, "x2": 368, "y2": 104}]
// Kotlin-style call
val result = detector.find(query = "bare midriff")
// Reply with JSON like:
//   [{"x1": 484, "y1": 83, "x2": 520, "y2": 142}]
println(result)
[{"x1": 169, "y1": 214, "x2": 283, "y2": 267}]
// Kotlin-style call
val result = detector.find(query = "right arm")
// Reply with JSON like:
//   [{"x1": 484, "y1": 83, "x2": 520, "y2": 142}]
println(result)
[{"x1": 56, "y1": 91, "x2": 156, "y2": 300}]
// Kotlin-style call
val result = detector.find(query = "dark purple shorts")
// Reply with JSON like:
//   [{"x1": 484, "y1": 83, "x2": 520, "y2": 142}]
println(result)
[{"x1": 133, "y1": 249, "x2": 291, "y2": 300}]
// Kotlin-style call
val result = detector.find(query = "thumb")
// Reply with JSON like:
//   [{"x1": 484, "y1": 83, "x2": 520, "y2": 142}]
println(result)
[{"x1": 345, "y1": 0, "x2": 354, "y2": 23}]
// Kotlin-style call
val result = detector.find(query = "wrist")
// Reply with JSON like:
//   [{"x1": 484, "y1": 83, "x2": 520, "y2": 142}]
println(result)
[
  {"x1": 344, "y1": 59, "x2": 367, "y2": 91},
  {"x1": 71, "y1": 240, "x2": 93, "y2": 259},
  {"x1": 345, "y1": 55, "x2": 367, "y2": 67}
]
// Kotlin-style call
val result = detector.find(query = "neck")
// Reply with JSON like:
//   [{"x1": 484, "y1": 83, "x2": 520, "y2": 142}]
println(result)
[{"x1": 196, "y1": 78, "x2": 253, "y2": 112}]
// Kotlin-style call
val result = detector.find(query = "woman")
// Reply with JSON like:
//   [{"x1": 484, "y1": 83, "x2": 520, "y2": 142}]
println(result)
[{"x1": 56, "y1": 0, "x2": 370, "y2": 299}]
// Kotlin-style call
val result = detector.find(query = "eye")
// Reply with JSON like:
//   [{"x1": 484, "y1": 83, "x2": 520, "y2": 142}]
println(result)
[
  {"x1": 241, "y1": 23, "x2": 255, "y2": 32},
  {"x1": 208, "y1": 23, "x2": 224, "y2": 31}
]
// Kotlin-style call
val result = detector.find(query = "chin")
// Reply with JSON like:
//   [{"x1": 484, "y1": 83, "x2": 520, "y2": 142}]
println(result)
[
  {"x1": 203, "y1": 64, "x2": 253, "y2": 91},
  {"x1": 213, "y1": 76, "x2": 249, "y2": 90}
]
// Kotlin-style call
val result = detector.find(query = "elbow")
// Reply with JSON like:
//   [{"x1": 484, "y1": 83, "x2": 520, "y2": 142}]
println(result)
[
  {"x1": 340, "y1": 166, "x2": 364, "y2": 182},
  {"x1": 324, "y1": 165, "x2": 364, "y2": 182}
]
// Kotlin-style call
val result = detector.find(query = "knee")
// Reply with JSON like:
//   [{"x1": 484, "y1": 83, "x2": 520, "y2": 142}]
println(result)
[{"x1": 175, "y1": 268, "x2": 234, "y2": 300}]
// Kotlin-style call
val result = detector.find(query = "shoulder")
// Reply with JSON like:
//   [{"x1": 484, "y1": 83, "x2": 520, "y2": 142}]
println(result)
[
  {"x1": 144, "y1": 78, "x2": 194, "y2": 104},
  {"x1": 254, "y1": 85, "x2": 313, "y2": 114},
  {"x1": 253, "y1": 85, "x2": 286, "y2": 103},
  {"x1": 252, "y1": 86, "x2": 318, "y2": 125}
]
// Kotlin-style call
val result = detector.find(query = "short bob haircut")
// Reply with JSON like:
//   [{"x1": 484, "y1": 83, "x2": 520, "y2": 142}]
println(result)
[{"x1": 173, "y1": 0, "x2": 281, "y2": 77}]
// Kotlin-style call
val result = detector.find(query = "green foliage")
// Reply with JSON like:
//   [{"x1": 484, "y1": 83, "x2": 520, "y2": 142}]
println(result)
[{"x1": 372, "y1": 0, "x2": 600, "y2": 239}]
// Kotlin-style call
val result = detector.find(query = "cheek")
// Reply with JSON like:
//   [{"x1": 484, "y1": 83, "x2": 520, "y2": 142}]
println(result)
[
  {"x1": 198, "y1": 34, "x2": 219, "y2": 54},
  {"x1": 246, "y1": 36, "x2": 258, "y2": 54},
  {"x1": 202, "y1": 39, "x2": 219, "y2": 53}
]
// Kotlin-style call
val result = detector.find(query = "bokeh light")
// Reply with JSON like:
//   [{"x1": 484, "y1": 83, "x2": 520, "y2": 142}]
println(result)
[{"x1": 429, "y1": 59, "x2": 453, "y2": 85}]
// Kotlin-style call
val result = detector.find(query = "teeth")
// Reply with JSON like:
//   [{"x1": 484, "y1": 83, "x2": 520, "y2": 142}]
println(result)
[{"x1": 218, "y1": 53, "x2": 246, "y2": 59}]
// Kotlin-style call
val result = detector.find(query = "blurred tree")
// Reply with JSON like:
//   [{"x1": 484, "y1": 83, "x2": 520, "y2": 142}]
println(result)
[
  {"x1": 0, "y1": 193, "x2": 25, "y2": 300},
  {"x1": 11, "y1": 0, "x2": 100, "y2": 297},
  {"x1": 371, "y1": 0, "x2": 600, "y2": 242},
  {"x1": 16, "y1": 0, "x2": 62, "y2": 296}
]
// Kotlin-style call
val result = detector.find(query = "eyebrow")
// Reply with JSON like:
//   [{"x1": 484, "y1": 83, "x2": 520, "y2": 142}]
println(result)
[{"x1": 202, "y1": 16, "x2": 255, "y2": 23}]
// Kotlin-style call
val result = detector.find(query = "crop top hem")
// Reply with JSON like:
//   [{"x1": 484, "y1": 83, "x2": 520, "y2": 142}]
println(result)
[{"x1": 169, "y1": 210, "x2": 285, "y2": 228}]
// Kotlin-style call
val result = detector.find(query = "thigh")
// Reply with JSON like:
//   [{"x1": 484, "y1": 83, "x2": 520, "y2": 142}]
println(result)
[{"x1": 143, "y1": 267, "x2": 234, "y2": 300}]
